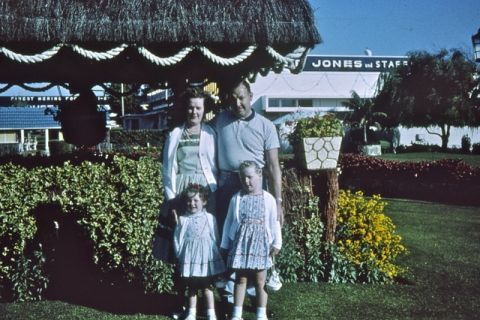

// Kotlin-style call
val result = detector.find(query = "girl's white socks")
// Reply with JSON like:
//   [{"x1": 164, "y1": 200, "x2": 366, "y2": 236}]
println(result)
[
  {"x1": 206, "y1": 308, "x2": 217, "y2": 320},
  {"x1": 256, "y1": 307, "x2": 267, "y2": 319},
  {"x1": 232, "y1": 306, "x2": 243, "y2": 319}
]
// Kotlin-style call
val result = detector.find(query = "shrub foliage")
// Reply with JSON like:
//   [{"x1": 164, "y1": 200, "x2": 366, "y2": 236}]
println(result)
[
  {"x1": 0, "y1": 155, "x2": 172, "y2": 301},
  {"x1": 336, "y1": 190, "x2": 407, "y2": 283},
  {"x1": 278, "y1": 168, "x2": 407, "y2": 284},
  {"x1": 339, "y1": 153, "x2": 480, "y2": 205},
  {"x1": 1, "y1": 155, "x2": 409, "y2": 301}
]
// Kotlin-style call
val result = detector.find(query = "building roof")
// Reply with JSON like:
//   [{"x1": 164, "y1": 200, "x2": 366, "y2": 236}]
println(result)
[
  {"x1": 0, "y1": 0, "x2": 321, "y2": 85},
  {"x1": 0, "y1": 0, "x2": 320, "y2": 46},
  {"x1": 250, "y1": 55, "x2": 409, "y2": 104},
  {"x1": 0, "y1": 107, "x2": 60, "y2": 129},
  {"x1": 251, "y1": 70, "x2": 381, "y2": 100}
]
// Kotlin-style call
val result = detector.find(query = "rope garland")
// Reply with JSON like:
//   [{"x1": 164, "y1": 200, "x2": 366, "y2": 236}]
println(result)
[
  {"x1": 17, "y1": 82, "x2": 66, "y2": 92},
  {"x1": 265, "y1": 46, "x2": 291, "y2": 65},
  {"x1": 0, "y1": 44, "x2": 62, "y2": 63},
  {"x1": 0, "y1": 43, "x2": 308, "y2": 73},
  {"x1": 70, "y1": 44, "x2": 128, "y2": 61},
  {"x1": 197, "y1": 45, "x2": 256, "y2": 66},
  {"x1": 137, "y1": 46, "x2": 194, "y2": 66}
]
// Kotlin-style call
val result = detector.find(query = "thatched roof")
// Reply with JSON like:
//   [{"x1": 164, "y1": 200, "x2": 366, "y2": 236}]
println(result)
[
  {"x1": 0, "y1": 0, "x2": 321, "y2": 85},
  {"x1": 0, "y1": 0, "x2": 320, "y2": 46}
]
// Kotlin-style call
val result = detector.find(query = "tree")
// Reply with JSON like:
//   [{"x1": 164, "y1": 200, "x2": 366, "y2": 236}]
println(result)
[
  {"x1": 106, "y1": 83, "x2": 143, "y2": 116},
  {"x1": 375, "y1": 49, "x2": 480, "y2": 149},
  {"x1": 342, "y1": 90, "x2": 387, "y2": 144}
]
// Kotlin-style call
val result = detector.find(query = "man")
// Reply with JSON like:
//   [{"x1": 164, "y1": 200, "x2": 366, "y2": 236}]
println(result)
[
  {"x1": 213, "y1": 80, "x2": 284, "y2": 230},
  {"x1": 211, "y1": 79, "x2": 284, "y2": 312}
]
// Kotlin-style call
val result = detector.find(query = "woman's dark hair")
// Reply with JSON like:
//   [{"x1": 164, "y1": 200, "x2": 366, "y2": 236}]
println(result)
[{"x1": 169, "y1": 87, "x2": 214, "y2": 125}]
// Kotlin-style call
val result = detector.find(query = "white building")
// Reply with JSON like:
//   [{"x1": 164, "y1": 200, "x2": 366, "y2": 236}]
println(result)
[{"x1": 250, "y1": 55, "x2": 480, "y2": 149}]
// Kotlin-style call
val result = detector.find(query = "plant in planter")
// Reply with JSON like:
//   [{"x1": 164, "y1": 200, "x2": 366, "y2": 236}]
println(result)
[
  {"x1": 342, "y1": 90, "x2": 387, "y2": 156},
  {"x1": 288, "y1": 113, "x2": 343, "y2": 170}
]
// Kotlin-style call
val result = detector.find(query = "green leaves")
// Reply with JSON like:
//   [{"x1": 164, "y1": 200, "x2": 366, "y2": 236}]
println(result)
[
  {"x1": 0, "y1": 155, "x2": 172, "y2": 301},
  {"x1": 288, "y1": 113, "x2": 343, "y2": 147}
]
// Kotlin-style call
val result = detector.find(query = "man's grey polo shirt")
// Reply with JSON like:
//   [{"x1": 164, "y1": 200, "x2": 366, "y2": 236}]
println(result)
[{"x1": 213, "y1": 110, "x2": 280, "y2": 172}]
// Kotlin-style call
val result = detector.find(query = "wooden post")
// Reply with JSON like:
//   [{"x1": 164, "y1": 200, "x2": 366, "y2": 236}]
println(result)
[{"x1": 315, "y1": 169, "x2": 339, "y2": 243}]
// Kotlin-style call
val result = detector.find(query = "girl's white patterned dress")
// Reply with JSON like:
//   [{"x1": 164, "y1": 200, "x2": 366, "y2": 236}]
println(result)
[
  {"x1": 175, "y1": 211, "x2": 225, "y2": 277},
  {"x1": 228, "y1": 194, "x2": 272, "y2": 270}
]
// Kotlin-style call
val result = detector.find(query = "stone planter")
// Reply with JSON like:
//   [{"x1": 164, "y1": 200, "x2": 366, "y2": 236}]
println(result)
[
  {"x1": 302, "y1": 136, "x2": 342, "y2": 170},
  {"x1": 360, "y1": 144, "x2": 382, "y2": 156}
]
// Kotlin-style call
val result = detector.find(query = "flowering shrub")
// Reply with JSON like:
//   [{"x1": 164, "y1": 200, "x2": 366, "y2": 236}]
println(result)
[
  {"x1": 339, "y1": 153, "x2": 480, "y2": 205},
  {"x1": 340, "y1": 153, "x2": 480, "y2": 181},
  {"x1": 278, "y1": 168, "x2": 408, "y2": 284},
  {"x1": 335, "y1": 190, "x2": 408, "y2": 283}
]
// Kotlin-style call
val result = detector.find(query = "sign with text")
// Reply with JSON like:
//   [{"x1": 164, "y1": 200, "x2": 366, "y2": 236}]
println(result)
[
  {"x1": 0, "y1": 96, "x2": 109, "y2": 106},
  {"x1": 304, "y1": 56, "x2": 409, "y2": 72}
]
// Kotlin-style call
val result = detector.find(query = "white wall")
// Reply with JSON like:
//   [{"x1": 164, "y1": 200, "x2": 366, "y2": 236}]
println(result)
[{"x1": 399, "y1": 126, "x2": 480, "y2": 148}]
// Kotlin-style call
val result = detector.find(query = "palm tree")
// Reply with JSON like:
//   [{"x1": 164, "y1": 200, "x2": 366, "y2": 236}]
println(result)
[{"x1": 342, "y1": 90, "x2": 387, "y2": 145}]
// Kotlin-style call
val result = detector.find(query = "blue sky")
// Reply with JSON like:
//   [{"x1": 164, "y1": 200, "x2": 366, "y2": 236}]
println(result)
[{"x1": 309, "y1": 0, "x2": 480, "y2": 57}]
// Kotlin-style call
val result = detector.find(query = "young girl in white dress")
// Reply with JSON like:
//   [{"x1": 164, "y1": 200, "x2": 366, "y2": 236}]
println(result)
[
  {"x1": 221, "y1": 161, "x2": 282, "y2": 320},
  {"x1": 174, "y1": 184, "x2": 226, "y2": 320}
]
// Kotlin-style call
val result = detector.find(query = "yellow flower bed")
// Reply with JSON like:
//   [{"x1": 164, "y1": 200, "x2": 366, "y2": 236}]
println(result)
[{"x1": 336, "y1": 190, "x2": 408, "y2": 281}]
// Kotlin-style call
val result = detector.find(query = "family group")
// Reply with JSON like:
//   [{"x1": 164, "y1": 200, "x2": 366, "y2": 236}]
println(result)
[{"x1": 158, "y1": 80, "x2": 284, "y2": 320}]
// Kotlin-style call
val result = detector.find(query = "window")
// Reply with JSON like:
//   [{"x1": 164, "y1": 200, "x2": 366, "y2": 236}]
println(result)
[
  {"x1": 267, "y1": 98, "x2": 314, "y2": 108},
  {"x1": 298, "y1": 99, "x2": 313, "y2": 107},
  {"x1": 269, "y1": 98, "x2": 280, "y2": 108},
  {"x1": 0, "y1": 132, "x2": 17, "y2": 143}
]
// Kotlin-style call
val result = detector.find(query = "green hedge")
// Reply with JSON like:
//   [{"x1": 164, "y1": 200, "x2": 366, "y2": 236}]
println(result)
[
  {"x1": 278, "y1": 168, "x2": 408, "y2": 284},
  {"x1": 109, "y1": 128, "x2": 166, "y2": 148},
  {"x1": 1, "y1": 155, "x2": 409, "y2": 302},
  {"x1": 0, "y1": 155, "x2": 172, "y2": 301}
]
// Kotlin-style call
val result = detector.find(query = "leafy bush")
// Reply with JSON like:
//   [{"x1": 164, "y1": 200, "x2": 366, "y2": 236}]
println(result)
[
  {"x1": 472, "y1": 143, "x2": 480, "y2": 155},
  {"x1": 278, "y1": 169, "x2": 328, "y2": 282},
  {"x1": 461, "y1": 135, "x2": 471, "y2": 153},
  {"x1": 277, "y1": 197, "x2": 327, "y2": 283},
  {"x1": 339, "y1": 153, "x2": 480, "y2": 205},
  {"x1": 288, "y1": 113, "x2": 343, "y2": 147},
  {"x1": 109, "y1": 128, "x2": 166, "y2": 149},
  {"x1": 0, "y1": 155, "x2": 172, "y2": 301},
  {"x1": 279, "y1": 168, "x2": 407, "y2": 284},
  {"x1": 48, "y1": 141, "x2": 74, "y2": 155},
  {"x1": 335, "y1": 190, "x2": 408, "y2": 283}
]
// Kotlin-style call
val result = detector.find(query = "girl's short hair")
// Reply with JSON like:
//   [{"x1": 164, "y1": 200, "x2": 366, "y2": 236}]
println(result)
[
  {"x1": 239, "y1": 160, "x2": 262, "y2": 175},
  {"x1": 181, "y1": 183, "x2": 210, "y2": 203}
]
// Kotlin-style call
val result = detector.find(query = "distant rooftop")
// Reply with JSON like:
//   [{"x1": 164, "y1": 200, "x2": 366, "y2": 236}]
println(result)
[{"x1": 0, "y1": 106, "x2": 60, "y2": 129}]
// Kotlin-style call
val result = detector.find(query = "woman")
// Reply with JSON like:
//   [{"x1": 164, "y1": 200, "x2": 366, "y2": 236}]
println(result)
[{"x1": 162, "y1": 87, "x2": 218, "y2": 211}]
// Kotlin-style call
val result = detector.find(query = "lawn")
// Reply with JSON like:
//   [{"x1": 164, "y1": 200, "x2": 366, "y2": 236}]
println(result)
[
  {"x1": 379, "y1": 152, "x2": 480, "y2": 167},
  {"x1": 1, "y1": 199, "x2": 479, "y2": 319}
]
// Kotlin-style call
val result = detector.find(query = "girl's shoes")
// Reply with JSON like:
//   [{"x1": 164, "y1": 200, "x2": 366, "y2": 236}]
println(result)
[{"x1": 183, "y1": 315, "x2": 196, "y2": 320}]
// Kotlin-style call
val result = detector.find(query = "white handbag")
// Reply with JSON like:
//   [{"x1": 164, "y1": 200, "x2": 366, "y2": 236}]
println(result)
[{"x1": 266, "y1": 257, "x2": 282, "y2": 292}]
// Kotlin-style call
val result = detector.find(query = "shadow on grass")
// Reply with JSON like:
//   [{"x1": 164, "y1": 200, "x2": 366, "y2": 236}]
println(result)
[{"x1": 33, "y1": 203, "x2": 183, "y2": 316}]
